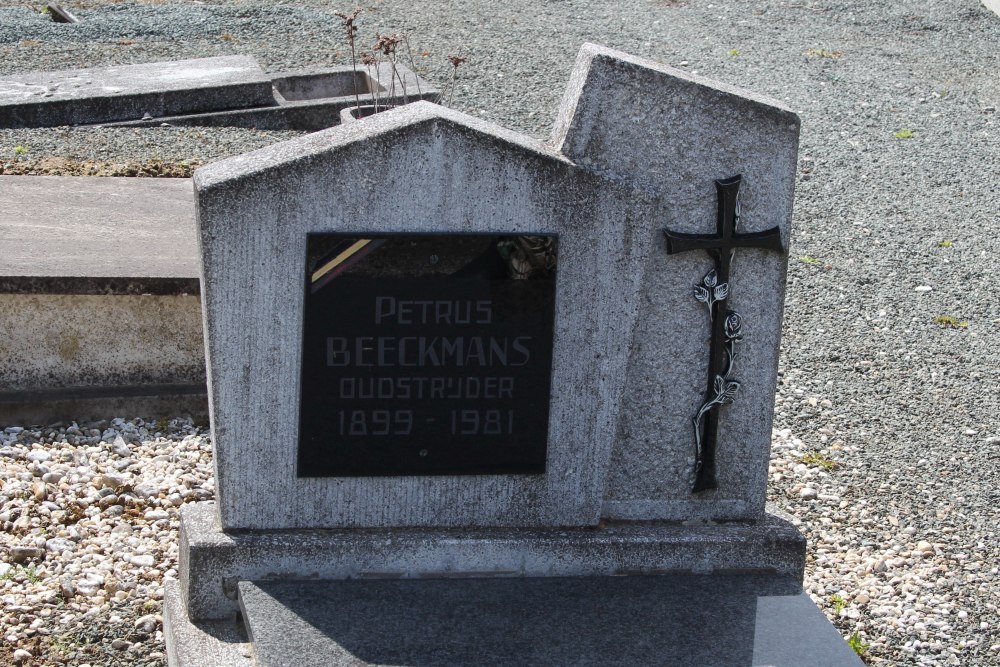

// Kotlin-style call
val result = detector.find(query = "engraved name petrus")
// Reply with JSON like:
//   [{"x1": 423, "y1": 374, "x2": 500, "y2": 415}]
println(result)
[{"x1": 297, "y1": 234, "x2": 558, "y2": 477}]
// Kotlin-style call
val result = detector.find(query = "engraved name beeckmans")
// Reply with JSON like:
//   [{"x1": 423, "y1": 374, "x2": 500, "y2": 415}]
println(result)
[{"x1": 325, "y1": 297, "x2": 533, "y2": 437}]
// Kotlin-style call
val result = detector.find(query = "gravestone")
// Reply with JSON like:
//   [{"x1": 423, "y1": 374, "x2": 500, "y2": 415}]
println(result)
[{"x1": 165, "y1": 44, "x2": 862, "y2": 666}]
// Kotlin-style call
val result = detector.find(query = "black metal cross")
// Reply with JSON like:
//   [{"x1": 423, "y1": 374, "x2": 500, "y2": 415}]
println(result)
[{"x1": 663, "y1": 174, "x2": 785, "y2": 493}]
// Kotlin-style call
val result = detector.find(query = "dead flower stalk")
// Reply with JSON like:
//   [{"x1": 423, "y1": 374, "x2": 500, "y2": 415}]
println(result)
[
  {"x1": 374, "y1": 32, "x2": 406, "y2": 110},
  {"x1": 335, "y1": 7, "x2": 363, "y2": 112},
  {"x1": 446, "y1": 55, "x2": 467, "y2": 108}
]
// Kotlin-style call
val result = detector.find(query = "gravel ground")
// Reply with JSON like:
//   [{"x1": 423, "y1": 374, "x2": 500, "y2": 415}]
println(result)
[
  {"x1": 0, "y1": 419, "x2": 213, "y2": 666},
  {"x1": 1, "y1": 0, "x2": 998, "y2": 665}
]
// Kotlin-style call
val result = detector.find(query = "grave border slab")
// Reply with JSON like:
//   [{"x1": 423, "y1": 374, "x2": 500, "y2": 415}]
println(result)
[{"x1": 0, "y1": 55, "x2": 274, "y2": 128}]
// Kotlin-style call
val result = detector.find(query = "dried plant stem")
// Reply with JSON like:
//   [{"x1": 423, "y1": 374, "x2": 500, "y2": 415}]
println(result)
[
  {"x1": 393, "y1": 67, "x2": 408, "y2": 105},
  {"x1": 388, "y1": 61, "x2": 396, "y2": 106},
  {"x1": 336, "y1": 8, "x2": 363, "y2": 112},
  {"x1": 362, "y1": 62, "x2": 375, "y2": 116},
  {"x1": 350, "y1": 46, "x2": 359, "y2": 110},
  {"x1": 445, "y1": 55, "x2": 467, "y2": 108},
  {"x1": 401, "y1": 33, "x2": 423, "y2": 98},
  {"x1": 374, "y1": 33, "x2": 404, "y2": 112}
]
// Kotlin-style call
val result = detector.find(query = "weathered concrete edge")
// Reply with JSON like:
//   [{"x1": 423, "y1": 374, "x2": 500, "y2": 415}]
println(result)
[
  {"x1": 269, "y1": 61, "x2": 440, "y2": 107},
  {"x1": 0, "y1": 55, "x2": 275, "y2": 129},
  {"x1": 0, "y1": 276, "x2": 199, "y2": 296},
  {"x1": 0, "y1": 384, "x2": 207, "y2": 427},
  {"x1": 101, "y1": 92, "x2": 436, "y2": 132},
  {"x1": 178, "y1": 501, "x2": 806, "y2": 620},
  {"x1": 0, "y1": 81, "x2": 275, "y2": 129},
  {"x1": 164, "y1": 579, "x2": 252, "y2": 667}
]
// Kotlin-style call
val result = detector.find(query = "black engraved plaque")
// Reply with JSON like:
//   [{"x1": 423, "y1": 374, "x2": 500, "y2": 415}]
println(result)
[{"x1": 297, "y1": 233, "x2": 558, "y2": 477}]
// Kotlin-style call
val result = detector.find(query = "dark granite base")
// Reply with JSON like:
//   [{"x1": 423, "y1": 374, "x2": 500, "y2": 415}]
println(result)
[{"x1": 231, "y1": 575, "x2": 863, "y2": 667}]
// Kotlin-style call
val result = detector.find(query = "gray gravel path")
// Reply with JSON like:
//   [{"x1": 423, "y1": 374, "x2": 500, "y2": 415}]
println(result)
[{"x1": 1, "y1": 1, "x2": 998, "y2": 665}]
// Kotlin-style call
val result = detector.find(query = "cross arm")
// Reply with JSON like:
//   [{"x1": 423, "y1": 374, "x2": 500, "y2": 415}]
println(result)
[
  {"x1": 663, "y1": 226, "x2": 786, "y2": 255},
  {"x1": 731, "y1": 226, "x2": 786, "y2": 253}
]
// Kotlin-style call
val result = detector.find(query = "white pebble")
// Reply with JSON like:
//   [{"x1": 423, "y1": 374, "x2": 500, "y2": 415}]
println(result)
[
  {"x1": 45, "y1": 537, "x2": 76, "y2": 553},
  {"x1": 135, "y1": 614, "x2": 158, "y2": 634},
  {"x1": 112, "y1": 436, "x2": 131, "y2": 457}
]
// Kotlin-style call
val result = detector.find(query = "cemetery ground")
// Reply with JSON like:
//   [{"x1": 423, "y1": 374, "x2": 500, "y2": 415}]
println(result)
[{"x1": 0, "y1": 0, "x2": 997, "y2": 665}]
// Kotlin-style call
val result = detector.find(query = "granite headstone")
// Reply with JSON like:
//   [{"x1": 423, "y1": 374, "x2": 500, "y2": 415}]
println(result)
[{"x1": 165, "y1": 43, "x2": 860, "y2": 667}]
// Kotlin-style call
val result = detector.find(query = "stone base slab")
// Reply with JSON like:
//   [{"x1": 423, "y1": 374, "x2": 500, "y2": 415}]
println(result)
[
  {"x1": 178, "y1": 501, "x2": 805, "y2": 621},
  {"x1": 0, "y1": 176, "x2": 198, "y2": 294},
  {"x1": 238, "y1": 576, "x2": 863, "y2": 667},
  {"x1": 165, "y1": 574, "x2": 863, "y2": 667},
  {"x1": 164, "y1": 579, "x2": 252, "y2": 667}
]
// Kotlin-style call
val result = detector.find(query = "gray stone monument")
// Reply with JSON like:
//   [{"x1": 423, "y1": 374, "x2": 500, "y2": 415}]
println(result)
[{"x1": 165, "y1": 44, "x2": 862, "y2": 666}]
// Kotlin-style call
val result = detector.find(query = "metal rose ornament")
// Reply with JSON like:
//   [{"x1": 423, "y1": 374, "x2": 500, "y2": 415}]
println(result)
[{"x1": 724, "y1": 311, "x2": 743, "y2": 343}]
